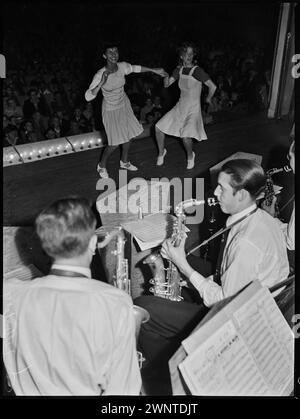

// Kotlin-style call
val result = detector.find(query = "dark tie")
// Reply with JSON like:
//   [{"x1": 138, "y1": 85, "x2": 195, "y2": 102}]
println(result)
[{"x1": 214, "y1": 229, "x2": 230, "y2": 285}]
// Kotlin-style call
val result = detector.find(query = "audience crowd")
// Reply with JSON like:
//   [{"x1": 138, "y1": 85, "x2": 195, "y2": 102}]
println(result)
[{"x1": 3, "y1": 22, "x2": 272, "y2": 148}]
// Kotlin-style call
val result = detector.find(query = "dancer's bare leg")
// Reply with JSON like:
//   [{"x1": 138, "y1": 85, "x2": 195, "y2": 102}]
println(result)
[
  {"x1": 119, "y1": 140, "x2": 138, "y2": 171},
  {"x1": 155, "y1": 127, "x2": 165, "y2": 156},
  {"x1": 99, "y1": 145, "x2": 118, "y2": 168},
  {"x1": 121, "y1": 141, "x2": 130, "y2": 163},
  {"x1": 182, "y1": 137, "x2": 193, "y2": 160},
  {"x1": 155, "y1": 127, "x2": 167, "y2": 165},
  {"x1": 183, "y1": 137, "x2": 195, "y2": 169}
]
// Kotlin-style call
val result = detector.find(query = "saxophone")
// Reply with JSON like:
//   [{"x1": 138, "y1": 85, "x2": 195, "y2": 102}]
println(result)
[
  {"x1": 144, "y1": 199, "x2": 205, "y2": 301},
  {"x1": 96, "y1": 226, "x2": 150, "y2": 368},
  {"x1": 113, "y1": 229, "x2": 131, "y2": 293}
]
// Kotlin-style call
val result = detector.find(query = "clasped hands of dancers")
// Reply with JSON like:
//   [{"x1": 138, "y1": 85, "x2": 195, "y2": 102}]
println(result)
[{"x1": 85, "y1": 42, "x2": 216, "y2": 178}]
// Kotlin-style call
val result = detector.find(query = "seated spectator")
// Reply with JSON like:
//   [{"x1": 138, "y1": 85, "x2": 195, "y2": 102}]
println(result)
[
  {"x1": 140, "y1": 97, "x2": 154, "y2": 123},
  {"x1": 8, "y1": 115, "x2": 23, "y2": 130},
  {"x1": 3, "y1": 114, "x2": 9, "y2": 131},
  {"x1": 12, "y1": 87, "x2": 26, "y2": 107},
  {"x1": 55, "y1": 110, "x2": 70, "y2": 135},
  {"x1": 145, "y1": 111, "x2": 155, "y2": 126},
  {"x1": 27, "y1": 131, "x2": 39, "y2": 143},
  {"x1": 4, "y1": 98, "x2": 23, "y2": 119},
  {"x1": 152, "y1": 107, "x2": 162, "y2": 122},
  {"x1": 153, "y1": 95, "x2": 163, "y2": 111},
  {"x1": 32, "y1": 111, "x2": 48, "y2": 141},
  {"x1": 219, "y1": 89, "x2": 230, "y2": 109},
  {"x1": 82, "y1": 102, "x2": 96, "y2": 132},
  {"x1": 67, "y1": 120, "x2": 82, "y2": 136},
  {"x1": 19, "y1": 120, "x2": 35, "y2": 143},
  {"x1": 72, "y1": 107, "x2": 88, "y2": 133},
  {"x1": 51, "y1": 91, "x2": 69, "y2": 114},
  {"x1": 48, "y1": 115, "x2": 64, "y2": 138},
  {"x1": 4, "y1": 125, "x2": 19, "y2": 147},
  {"x1": 39, "y1": 81, "x2": 54, "y2": 113},
  {"x1": 45, "y1": 127, "x2": 57, "y2": 140},
  {"x1": 228, "y1": 91, "x2": 240, "y2": 109},
  {"x1": 3, "y1": 86, "x2": 20, "y2": 105},
  {"x1": 23, "y1": 89, "x2": 49, "y2": 120},
  {"x1": 132, "y1": 103, "x2": 141, "y2": 121}
]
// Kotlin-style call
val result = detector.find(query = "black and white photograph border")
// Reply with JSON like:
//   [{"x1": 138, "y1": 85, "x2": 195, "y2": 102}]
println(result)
[{"x1": 1, "y1": 0, "x2": 299, "y2": 406}]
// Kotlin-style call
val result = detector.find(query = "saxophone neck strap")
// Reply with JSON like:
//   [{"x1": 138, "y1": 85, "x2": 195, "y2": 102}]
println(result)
[{"x1": 187, "y1": 207, "x2": 258, "y2": 256}]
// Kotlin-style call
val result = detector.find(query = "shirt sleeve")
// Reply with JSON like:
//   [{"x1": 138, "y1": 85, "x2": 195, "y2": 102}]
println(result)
[
  {"x1": 190, "y1": 238, "x2": 262, "y2": 307},
  {"x1": 189, "y1": 271, "x2": 225, "y2": 307},
  {"x1": 103, "y1": 302, "x2": 141, "y2": 395},
  {"x1": 84, "y1": 69, "x2": 104, "y2": 102},
  {"x1": 286, "y1": 206, "x2": 295, "y2": 250},
  {"x1": 275, "y1": 205, "x2": 294, "y2": 251},
  {"x1": 192, "y1": 66, "x2": 210, "y2": 82},
  {"x1": 122, "y1": 62, "x2": 142, "y2": 75},
  {"x1": 220, "y1": 238, "x2": 262, "y2": 299}
]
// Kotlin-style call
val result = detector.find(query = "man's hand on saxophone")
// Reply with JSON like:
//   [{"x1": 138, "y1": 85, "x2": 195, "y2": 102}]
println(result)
[{"x1": 161, "y1": 234, "x2": 194, "y2": 282}]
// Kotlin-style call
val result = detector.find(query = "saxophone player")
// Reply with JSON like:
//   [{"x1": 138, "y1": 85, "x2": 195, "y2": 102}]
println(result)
[
  {"x1": 262, "y1": 139, "x2": 295, "y2": 252},
  {"x1": 3, "y1": 197, "x2": 141, "y2": 396},
  {"x1": 135, "y1": 159, "x2": 289, "y2": 390}
]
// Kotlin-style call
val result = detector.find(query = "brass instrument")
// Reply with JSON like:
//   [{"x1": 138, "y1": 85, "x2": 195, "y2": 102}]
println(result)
[
  {"x1": 96, "y1": 226, "x2": 150, "y2": 369},
  {"x1": 267, "y1": 165, "x2": 292, "y2": 176},
  {"x1": 144, "y1": 198, "x2": 214, "y2": 301},
  {"x1": 263, "y1": 165, "x2": 291, "y2": 218}
]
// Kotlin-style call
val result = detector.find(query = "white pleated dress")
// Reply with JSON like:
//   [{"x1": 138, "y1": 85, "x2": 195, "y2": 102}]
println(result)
[
  {"x1": 156, "y1": 66, "x2": 208, "y2": 141},
  {"x1": 85, "y1": 62, "x2": 143, "y2": 146}
]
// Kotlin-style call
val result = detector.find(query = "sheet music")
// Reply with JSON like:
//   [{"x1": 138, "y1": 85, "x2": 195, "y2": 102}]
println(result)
[
  {"x1": 179, "y1": 320, "x2": 270, "y2": 396},
  {"x1": 169, "y1": 345, "x2": 188, "y2": 395},
  {"x1": 133, "y1": 236, "x2": 165, "y2": 252},
  {"x1": 121, "y1": 213, "x2": 175, "y2": 243},
  {"x1": 233, "y1": 287, "x2": 294, "y2": 395}
]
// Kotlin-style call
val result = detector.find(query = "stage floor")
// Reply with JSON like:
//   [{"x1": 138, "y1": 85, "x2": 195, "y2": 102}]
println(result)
[{"x1": 4, "y1": 113, "x2": 293, "y2": 226}]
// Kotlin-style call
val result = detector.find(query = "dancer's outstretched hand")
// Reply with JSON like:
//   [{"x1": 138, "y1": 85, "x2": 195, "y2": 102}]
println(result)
[
  {"x1": 205, "y1": 97, "x2": 213, "y2": 106},
  {"x1": 155, "y1": 68, "x2": 169, "y2": 77}
]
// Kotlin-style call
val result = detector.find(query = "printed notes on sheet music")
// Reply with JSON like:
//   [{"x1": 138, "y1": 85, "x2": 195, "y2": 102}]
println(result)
[{"x1": 178, "y1": 283, "x2": 294, "y2": 396}]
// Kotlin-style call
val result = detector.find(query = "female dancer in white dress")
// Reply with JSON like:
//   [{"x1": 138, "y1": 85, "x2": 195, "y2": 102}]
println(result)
[
  {"x1": 85, "y1": 43, "x2": 167, "y2": 178},
  {"x1": 155, "y1": 42, "x2": 216, "y2": 169}
]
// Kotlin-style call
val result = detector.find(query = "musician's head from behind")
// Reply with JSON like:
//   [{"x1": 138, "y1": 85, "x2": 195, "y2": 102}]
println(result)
[
  {"x1": 214, "y1": 159, "x2": 267, "y2": 215},
  {"x1": 35, "y1": 197, "x2": 97, "y2": 267}
]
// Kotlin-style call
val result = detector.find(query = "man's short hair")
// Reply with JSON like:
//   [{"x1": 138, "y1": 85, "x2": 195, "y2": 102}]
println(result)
[
  {"x1": 221, "y1": 159, "x2": 267, "y2": 199},
  {"x1": 35, "y1": 197, "x2": 96, "y2": 259}
]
